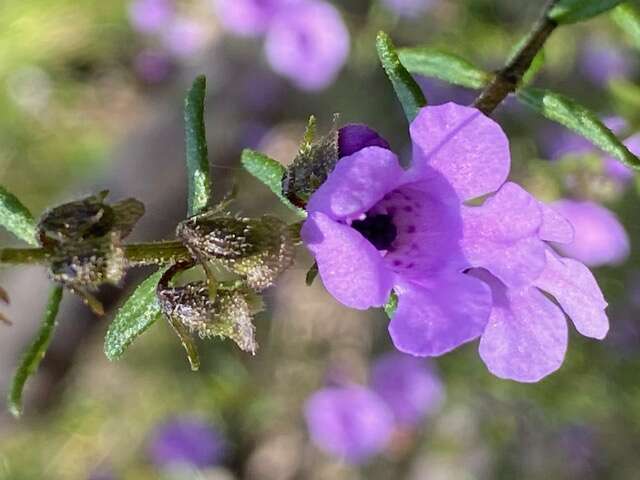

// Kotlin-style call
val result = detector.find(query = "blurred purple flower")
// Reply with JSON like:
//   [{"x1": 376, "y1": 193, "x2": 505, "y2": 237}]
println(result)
[
  {"x1": 161, "y1": 18, "x2": 208, "y2": 59},
  {"x1": 303, "y1": 103, "x2": 608, "y2": 382},
  {"x1": 370, "y1": 352, "x2": 443, "y2": 426},
  {"x1": 550, "y1": 200, "x2": 630, "y2": 267},
  {"x1": 305, "y1": 386, "x2": 394, "y2": 463},
  {"x1": 148, "y1": 416, "x2": 226, "y2": 469},
  {"x1": 134, "y1": 50, "x2": 173, "y2": 83},
  {"x1": 382, "y1": 0, "x2": 437, "y2": 18},
  {"x1": 580, "y1": 39, "x2": 633, "y2": 86},
  {"x1": 128, "y1": 0, "x2": 175, "y2": 34},
  {"x1": 264, "y1": 0, "x2": 350, "y2": 91},
  {"x1": 214, "y1": 0, "x2": 297, "y2": 37}
]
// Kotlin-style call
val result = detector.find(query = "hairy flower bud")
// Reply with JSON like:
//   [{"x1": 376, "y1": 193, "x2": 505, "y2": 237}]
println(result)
[
  {"x1": 177, "y1": 214, "x2": 295, "y2": 291},
  {"x1": 157, "y1": 282, "x2": 259, "y2": 353}
]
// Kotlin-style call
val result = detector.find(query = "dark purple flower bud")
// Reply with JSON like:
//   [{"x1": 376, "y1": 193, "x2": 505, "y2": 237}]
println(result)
[
  {"x1": 338, "y1": 124, "x2": 391, "y2": 158},
  {"x1": 148, "y1": 416, "x2": 226, "y2": 469}
]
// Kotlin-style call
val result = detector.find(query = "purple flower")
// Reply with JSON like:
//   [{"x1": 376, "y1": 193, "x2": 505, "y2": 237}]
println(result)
[
  {"x1": 304, "y1": 386, "x2": 394, "y2": 463},
  {"x1": 580, "y1": 39, "x2": 633, "y2": 86},
  {"x1": 263, "y1": 0, "x2": 350, "y2": 91},
  {"x1": 302, "y1": 103, "x2": 609, "y2": 382},
  {"x1": 382, "y1": 0, "x2": 437, "y2": 18},
  {"x1": 550, "y1": 200, "x2": 630, "y2": 267},
  {"x1": 128, "y1": 0, "x2": 175, "y2": 34},
  {"x1": 148, "y1": 416, "x2": 226, "y2": 469},
  {"x1": 370, "y1": 352, "x2": 443, "y2": 426},
  {"x1": 214, "y1": 0, "x2": 297, "y2": 37},
  {"x1": 161, "y1": 18, "x2": 208, "y2": 59}
]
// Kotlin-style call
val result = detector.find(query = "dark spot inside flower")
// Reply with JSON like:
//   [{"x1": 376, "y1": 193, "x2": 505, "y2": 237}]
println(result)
[
  {"x1": 393, "y1": 260, "x2": 403, "y2": 267},
  {"x1": 407, "y1": 225, "x2": 416, "y2": 234},
  {"x1": 352, "y1": 214, "x2": 397, "y2": 251},
  {"x1": 404, "y1": 206, "x2": 413, "y2": 213},
  {"x1": 406, "y1": 262, "x2": 415, "y2": 269}
]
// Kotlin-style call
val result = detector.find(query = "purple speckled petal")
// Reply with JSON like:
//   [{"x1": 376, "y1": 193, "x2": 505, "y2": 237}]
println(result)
[
  {"x1": 461, "y1": 182, "x2": 546, "y2": 287},
  {"x1": 305, "y1": 386, "x2": 394, "y2": 464},
  {"x1": 302, "y1": 211, "x2": 393, "y2": 309},
  {"x1": 264, "y1": 0, "x2": 349, "y2": 91},
  {"x1": 388, "y1": 273, "x2": 492, "y2": 356},
  {"x1": 338, "y1": 124, "x2": 391, "y2": 158},
  {"x1": 474, "y1": 270, "x2": 568, "y2": 383},
  {"x1": 535, "y1": 249, "x2": 609, "y2": 339},
  {"x1": 551, "y1": 200, "x2": 630, "y2": 267},
  {"x1": 409, "y1": 103, "x2": 510, "y2": 200},
  {"x1": 370, "y1": 352, "x2": 444, "y2": 426},
  {"x1": 539, "y1": 202, "x2": 574, "y2": 244},
  {"x1": 307, "y1": 146, "x2": 404, "y2": 221}
]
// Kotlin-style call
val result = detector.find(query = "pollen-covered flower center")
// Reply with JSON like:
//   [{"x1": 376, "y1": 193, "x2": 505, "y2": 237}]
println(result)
[{"x1": 352, "y1": 214, "x2": 397, "y2": 251}]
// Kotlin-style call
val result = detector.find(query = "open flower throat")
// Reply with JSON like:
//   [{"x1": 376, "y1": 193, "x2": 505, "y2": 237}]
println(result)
[{"x1": 302, "y1": 102, "x2": 609, "y2": 383}]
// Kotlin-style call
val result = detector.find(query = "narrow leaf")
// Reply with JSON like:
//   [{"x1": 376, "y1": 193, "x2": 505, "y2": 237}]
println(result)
[
  {"x1": 104, "y1": 269, "x2": 166, "y2": 360},
  {"x1": 8, "y1": 285, "x2": 63, "y2": 417},
  {"x1": 166, "y1": 314, "x2": 200, "y2": 371},
  {"x1": 0, "y1": 186, "x2": 38, "y2": 246},
  {"x1": 376, "y1": 31, "x2": 427, "y2": 122},
  {"x1": 548, "y1": 0, "x2": 626, "y2": 24},
  {"x1": 398, "y1": 47, "x2": 490, "y2": 90},
  {"x1": 517, "y1": 87, "x2": 640, "y2": 170},
  {"x1": 611, "y1": 3, "x2": 640, "y2": 50},
  {"x1": 184, "y1": 75, "x2": 212, "y2": 217},
  {"x1": 241, "y1": 149, "x2": 306, "y2": 217}
]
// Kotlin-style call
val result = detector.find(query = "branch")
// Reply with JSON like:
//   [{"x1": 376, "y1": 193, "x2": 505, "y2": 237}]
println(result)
[{"x1": 473, "y1": 0, "x2": 559, "y2": 115}]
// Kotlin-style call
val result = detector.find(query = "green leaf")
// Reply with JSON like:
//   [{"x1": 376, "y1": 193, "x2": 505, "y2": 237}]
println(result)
[
  {"x1": 184, "y1": 75, "x2": 212, "y2": 217},
  {"x1": 0, "y1": 185, "x2": 38, "y2": 246},
  {"x1": 376, "y1": 31, "x2": 427, "y2": 122},
  {"x1": 398, "y1": 47, "x2": 490, "y2": 90},
  {"x1": 522, "y1": 49, "x2": 545, "y2": 86},
  {"x1": 548, "y1": 0, "x2": 626, "y2": 24},
  {"x1": 611, "y1": 3, "x2": 640, "y2": 50},
  {"x1": 104, "y1": 269, "x2": 166, "y2": 361},
  {"x1": 241, "y1": 149, "x2": 306, "y2": 217},
  {"x1": 166, "y1": 314, "x2": 200, "y2": 371},
  {"x1": 384, "y1": 291, "x2": 398, "y2": 318},
  {"x1": 8, "y1": 285, "x2": 63, "y2": 417},
  {"x1": 517, "y1": 87, "x2": 640, "y2": 170}
]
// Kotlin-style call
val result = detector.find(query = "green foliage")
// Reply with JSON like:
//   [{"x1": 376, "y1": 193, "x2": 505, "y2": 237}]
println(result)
[
  {"x1": 0, "y1": 186, "x2": 38, "y2": 246},
  {"x1": 384, "y1": 291, "x2": 398, "y2": 318},
  {"x1": 184, "y1": 75, "x2": 212, "y2": 217},
  {"x1": 611, "y1": 3, "x2": 640, "y2": 50},
  {"x1": 548, "y1": 0, "x2": 626, "y2": 24},
  {"x1": 7, "y1": 285, "x2": 63, "y2": 417},
  {"x1": 104, "y1": 269, "x2": 166, "y2": 361},
  {"x1": 241, "y1": 149, "x2": 306, "y2": 217},
  {"x1": 376, "y1": 31, "x2": 427, "y2": 122},
  {"x1": 517, "y1": 87, "x2": 640, "y2": 170},
  {"x1": 398, "y1": 47, "x2": 490, "y2": 89}
]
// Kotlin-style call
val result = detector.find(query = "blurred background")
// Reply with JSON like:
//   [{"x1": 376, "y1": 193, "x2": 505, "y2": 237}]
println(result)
[{"x1": 0, "y1": 0, "x2": 639, "y2": 478}]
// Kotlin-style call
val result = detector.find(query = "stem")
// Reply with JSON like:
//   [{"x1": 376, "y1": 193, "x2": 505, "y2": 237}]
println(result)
[
  {"x1": 473, "y1": 0, "x2": 559, "y2": 115},
  {"x1": 0, "y1": 241, "x2": 192, "y2": 267}
]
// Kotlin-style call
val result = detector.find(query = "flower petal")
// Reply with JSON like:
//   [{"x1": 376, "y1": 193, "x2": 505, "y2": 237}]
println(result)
[
  {"x1": 535, "y1": 249, "x2": 608, "y2": 339},
  {"x1": 388, "y1": 273, "x2": 492, "y2": 356},
  {"x1": 409, "y1": 102, "x2": 510, "y2": 200},
  {"x1": 302, "y1": 211, "x2": 393, "y2": 309},
  {"x1": 461, "y1": 182, "x2": 546, "y2": 287},
  {"x1": 338, "y1": 124, "x2": 391, "y2": 158},
  {"x1": 475, "y1": 270, "x2": 568, "y2": 383},
  {"x1": 550, "y1": 200, "x2": 630, "y2": 267},
  {"x1": 306, "y1": 147, "x2": 405, "y2": 221},
  {"x1": 538, "y1": 202, "x2": 574, "y2": 244}
]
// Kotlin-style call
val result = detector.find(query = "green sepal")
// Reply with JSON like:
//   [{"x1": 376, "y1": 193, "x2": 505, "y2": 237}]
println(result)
[{"x1": 384, "y1": 291, "x2": 398, "y2": 318}]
